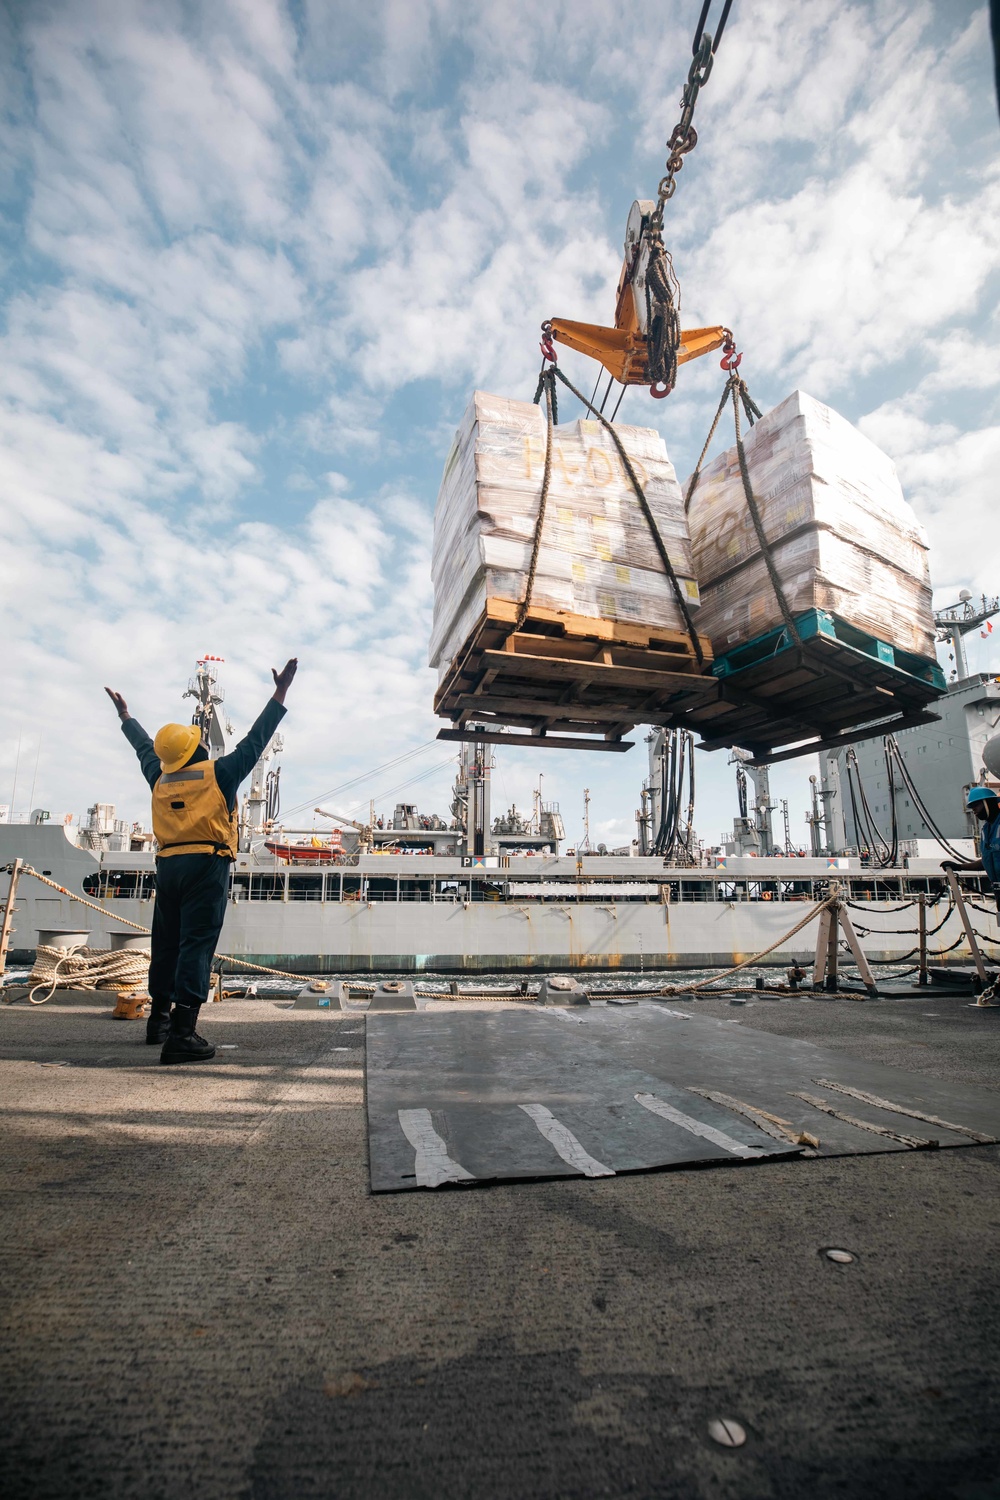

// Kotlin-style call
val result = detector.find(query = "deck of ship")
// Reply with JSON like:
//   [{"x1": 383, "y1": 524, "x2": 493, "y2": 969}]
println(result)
[{"x1": 2, "y1": 990, "x2": 999, "y2": 1497}]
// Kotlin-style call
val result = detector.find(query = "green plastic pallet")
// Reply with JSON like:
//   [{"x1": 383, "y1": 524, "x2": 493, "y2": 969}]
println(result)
[{"x1": 712, "y1": 609, "x2": 946, "y2": 694}]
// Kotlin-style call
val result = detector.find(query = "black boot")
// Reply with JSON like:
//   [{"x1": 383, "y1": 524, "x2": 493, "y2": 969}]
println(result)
[
  {"x1": 145, "y1": 1000, "x2": 173, "y2": 1046},
  {"x1": 160, "y1": 1004, "x2": 216, "y2": 1065}
]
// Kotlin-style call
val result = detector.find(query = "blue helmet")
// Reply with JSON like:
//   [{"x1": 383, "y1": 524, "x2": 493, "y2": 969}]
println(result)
[{"x1": 967, "y1": 786, "x2": 999, "y2": 807}]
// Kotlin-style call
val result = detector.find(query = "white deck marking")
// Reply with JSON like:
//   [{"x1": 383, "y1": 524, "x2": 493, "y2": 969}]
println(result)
[
  {"x1": 635, "y1": 1092, "x2": 769, "y2": 1158},
  {"x1": 397, "y1": 1109, "x2": 476, "y2": 1187},
  {"x1": 519, "y1": 1103, "x2": 615, "y2": 1177}
]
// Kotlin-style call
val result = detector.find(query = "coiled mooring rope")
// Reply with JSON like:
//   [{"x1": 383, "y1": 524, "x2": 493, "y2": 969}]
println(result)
[{"x1": 26, "y1": 943, "x2": 151, "y2": 1006}]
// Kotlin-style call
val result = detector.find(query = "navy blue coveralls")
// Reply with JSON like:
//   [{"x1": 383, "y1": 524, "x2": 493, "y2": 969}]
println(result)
[
  {"x1": 123, "y1": 700, "x2": 286, "y2": 1015},
  {"x1": 980, "y1": 808, "x2": 1000, "y2": 912}
]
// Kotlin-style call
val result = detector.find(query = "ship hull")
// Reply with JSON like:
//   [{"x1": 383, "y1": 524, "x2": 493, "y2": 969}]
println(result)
[{"x1": 3, "y1": 825, "x2": 996, "y2": 974}]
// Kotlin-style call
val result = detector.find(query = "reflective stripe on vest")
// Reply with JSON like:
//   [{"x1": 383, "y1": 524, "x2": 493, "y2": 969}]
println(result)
[{"x1": 151, "y1": 757, "x2": 237, "y2": 859}]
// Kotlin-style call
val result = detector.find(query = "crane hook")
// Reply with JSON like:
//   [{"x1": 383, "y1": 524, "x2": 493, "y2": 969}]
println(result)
[
  {"x1": 720, "y1": 336, "x2": 742, "y2": 372},
  {"x1": 539, "y1": 321, "x2": 558, "y2": 364}
]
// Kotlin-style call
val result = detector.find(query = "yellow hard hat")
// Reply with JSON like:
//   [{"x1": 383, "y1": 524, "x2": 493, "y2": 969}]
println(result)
[{"x1": 153, "y1": 723, "x2": 202, "y2": 774}]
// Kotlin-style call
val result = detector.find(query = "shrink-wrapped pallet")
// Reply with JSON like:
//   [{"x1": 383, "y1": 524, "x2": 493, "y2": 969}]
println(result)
[
  {"x1": 430, "y1": 391, "x2": 701, "y2": 677},
  {"x1": 685, "y1": 390, "x2": 935, "y2": 660}
]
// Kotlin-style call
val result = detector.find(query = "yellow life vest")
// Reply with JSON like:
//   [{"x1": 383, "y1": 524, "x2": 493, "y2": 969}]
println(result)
[{"x1": 152, "y1": 758, "x2": 237, "y2": 859}]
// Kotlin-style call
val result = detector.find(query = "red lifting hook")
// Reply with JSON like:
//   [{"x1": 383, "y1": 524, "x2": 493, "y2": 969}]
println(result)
[
  {"x1": 539, "y1": 323, "x2": 558, "y2": 363},
  {"x1": 720, "y1": 338, "x2": 742, "y2": 372},
  {"x1": 650, "y1": 382, "x2": 673, "y2": 400}
]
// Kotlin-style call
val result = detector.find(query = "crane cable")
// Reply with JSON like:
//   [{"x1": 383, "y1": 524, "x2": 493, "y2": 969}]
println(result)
[{"x1": 279, "y1": 740, "x2": 441, "y2": 821}]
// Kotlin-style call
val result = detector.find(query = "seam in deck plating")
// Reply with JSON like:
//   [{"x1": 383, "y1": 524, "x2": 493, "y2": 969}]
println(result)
[
  {"x1": 792, "y1": 1092, "x2": 937, "y2": 1150},
  {"x1": 812, "y1": 1079, "x2": 997, "y2": 1144}
]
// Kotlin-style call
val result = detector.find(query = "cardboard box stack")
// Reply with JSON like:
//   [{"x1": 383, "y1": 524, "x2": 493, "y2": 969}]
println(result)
[
  {"x1": 685, "y1": 390, "x2": 936, "y2": 662},
  {"x1": 429, "y1": 392, "x2": 702, "y2": 679}
]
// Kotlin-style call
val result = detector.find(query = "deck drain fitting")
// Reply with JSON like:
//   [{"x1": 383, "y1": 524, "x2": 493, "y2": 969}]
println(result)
[
  {"x1": 823, "y1": 1248, "x2": 855, "y2": 1264},
  {"x1": 707, "y1": 1418, "x2": 746, "y2": 1448}
]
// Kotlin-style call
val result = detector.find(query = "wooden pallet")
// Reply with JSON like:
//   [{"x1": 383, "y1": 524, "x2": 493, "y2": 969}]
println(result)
[
  {"x1": 463, "y1": 597, "x2": 708, "y2": 651},
  {"x1": 658, "y1": 610, "x2": 945, "y2": 762},
  {"x1": 434, "y1": 598, "x2": 714, "y2": 743}
]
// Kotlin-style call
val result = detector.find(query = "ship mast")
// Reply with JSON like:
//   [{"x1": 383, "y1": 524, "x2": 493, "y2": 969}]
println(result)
[
  {"x1": 183, "y1": 657, "x2": 232, "y2": 757},
  {"x1": 935, "y1": 592, "x2": 999, "y2": 682}
]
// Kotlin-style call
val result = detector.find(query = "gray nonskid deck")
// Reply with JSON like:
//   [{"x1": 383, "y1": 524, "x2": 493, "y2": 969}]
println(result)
[{"x1": 366, "y1": 1004, "x2": 1000, "y2": 1192}]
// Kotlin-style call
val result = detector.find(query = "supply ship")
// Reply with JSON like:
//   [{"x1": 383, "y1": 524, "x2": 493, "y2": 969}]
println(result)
[{"x1": 2, "y1": 656, "x2": 997, "y2": 975}]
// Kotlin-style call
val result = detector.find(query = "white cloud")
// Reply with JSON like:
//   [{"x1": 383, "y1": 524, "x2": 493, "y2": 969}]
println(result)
[
  {"x1": 859, "y1": 403, "x2": 1000, "y2": 597},
  {"x1": 1, "y1": 0, "x2": 997, "y2": 848}
]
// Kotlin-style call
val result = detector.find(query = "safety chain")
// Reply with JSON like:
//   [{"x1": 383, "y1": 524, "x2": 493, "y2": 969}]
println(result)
[
  {"x1": 643, "y1": 4, "x2": 731, "y2": 393},
  {"x1": 976, "y1": 973, "x2": 1000, "y2": 1006},
  {"x1": 650, "y1": 30, "x2": 716, "y2": 228}
]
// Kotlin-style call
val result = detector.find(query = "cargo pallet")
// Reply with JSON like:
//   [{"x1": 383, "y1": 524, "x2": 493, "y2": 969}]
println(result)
[
  {"x1": 434, "y1": 598, "x2": 715, "y2": 752},
  {"x1": 659, "y1": 609, "x2": 946, "y2": 764}
]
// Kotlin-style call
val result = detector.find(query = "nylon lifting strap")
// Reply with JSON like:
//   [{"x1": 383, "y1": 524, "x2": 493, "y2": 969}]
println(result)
[
  {"x1": 527, "y1": 363, "x2": 705, "y2": 666},
  {"x1": 684, "y1": 372, "x2": 803, "y2": 648},
  {"x1": 520, "y1": 366, "x2": 558, "y2": 629}
]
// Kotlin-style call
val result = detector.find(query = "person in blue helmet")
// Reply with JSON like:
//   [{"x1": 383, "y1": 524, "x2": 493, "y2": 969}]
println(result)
[{"x1": 942, "y1": 786, "x2": 1000, "y2": 914}]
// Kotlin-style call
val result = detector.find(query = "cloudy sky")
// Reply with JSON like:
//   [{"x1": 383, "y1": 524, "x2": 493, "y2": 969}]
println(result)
[{"x1": 1, "y1": 0, "x2": 997, "y2": 848}]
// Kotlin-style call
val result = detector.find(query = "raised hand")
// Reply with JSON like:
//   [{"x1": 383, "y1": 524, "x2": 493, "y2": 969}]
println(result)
[
  {"x1": 271, "y1": 658, "x2": 298, "y2": 702},
  {"x1": 104, "y1": 687, "x2": 129, "y2": 720}
]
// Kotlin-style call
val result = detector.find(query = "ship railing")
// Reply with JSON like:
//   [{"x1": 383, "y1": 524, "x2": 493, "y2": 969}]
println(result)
[{"x1": 60, "y1": 868, "x2": 994, "y2": 908}]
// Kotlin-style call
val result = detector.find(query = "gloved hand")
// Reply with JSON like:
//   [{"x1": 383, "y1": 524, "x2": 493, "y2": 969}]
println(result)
[{"x1": 104, "y1": 687, "x2": 129, "y2": 721}]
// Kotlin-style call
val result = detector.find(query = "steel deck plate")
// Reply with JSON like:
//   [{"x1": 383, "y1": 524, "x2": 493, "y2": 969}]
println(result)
[{"x1": 366, "y1": 1005, "x2": 1000, "y2": 1192}]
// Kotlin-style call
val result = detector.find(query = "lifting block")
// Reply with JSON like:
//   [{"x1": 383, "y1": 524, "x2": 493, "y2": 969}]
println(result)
[
  {"x1": 369, "y1": 980, "x2": 417, "y2": 1012},
  {"x1": 538, "y1": 976, "x2": 590, "y2": 1006},
  {"x1": 293, "y1": 980, "x2": 344, "y2": 1010}
]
